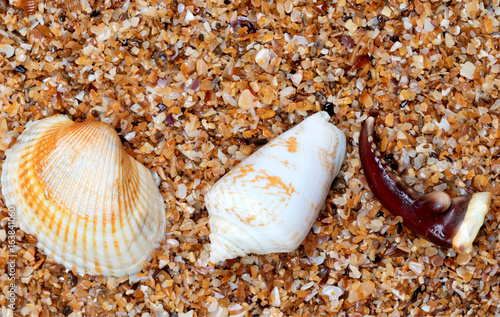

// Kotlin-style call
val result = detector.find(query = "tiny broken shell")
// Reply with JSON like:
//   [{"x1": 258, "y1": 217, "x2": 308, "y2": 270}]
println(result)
[
  {"x1": 21, "y1": 0, "x2": 36, "y2": 14},
  {"x1": 0, "y1": 44, "x2": 14, "y2": 58},
  {"x1": 206, "y1": 111, "x2": 346, "y2": 264},
  {"x1": 65, "y1": 0, "x2": 82, "y2": 11},
  {"x1": 255, "y1": 48, "x2": 271, "y2": 69},
  {"x1": 1, "y1": 115, "x2": 166, "y2": 276}
]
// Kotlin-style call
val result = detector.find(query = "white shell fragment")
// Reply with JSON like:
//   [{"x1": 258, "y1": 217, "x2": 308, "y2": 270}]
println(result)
[
  {"x1": 255, "y1": 48, "x2": 271, "y2": 69},
  {"x1": 0, "y1": 44, "x2": 14, "y2": 58},
  {"x1": 206, "y1": 111, "x2": 346, "y2": 264},
  {"x1": 1, "y1": 115, "x2": 166, "y2": 277}
]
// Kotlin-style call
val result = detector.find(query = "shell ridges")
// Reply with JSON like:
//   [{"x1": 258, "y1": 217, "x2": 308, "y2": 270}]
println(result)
[{"x1": 1, "y1": 115, "x2": 166, "y2": 277}]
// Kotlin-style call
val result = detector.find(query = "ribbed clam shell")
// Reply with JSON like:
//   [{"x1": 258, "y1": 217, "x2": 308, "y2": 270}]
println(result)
[
  {"x1": 1, "y1": 115, "x2": 166, "y2": 277},
  {"x1": 206, "y1": 111, "x2": 346, "y2": 264}
]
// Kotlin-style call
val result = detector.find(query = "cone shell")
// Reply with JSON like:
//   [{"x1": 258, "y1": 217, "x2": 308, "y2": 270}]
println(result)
[
  {"x1": 206, "y1": 111, "x2": 346, "y2": 264},
  {"x1": 1, "y1": 115, "x2": 166, "y2": 277}
]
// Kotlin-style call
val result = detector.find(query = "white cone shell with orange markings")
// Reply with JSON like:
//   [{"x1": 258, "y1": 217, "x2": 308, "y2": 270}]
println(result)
[
  {"x1": 1, "y1": 115, "x2": 166, "y2": 277},
  {"x1": 206, "y1": 111, "x2": 346, "y2": 264}
]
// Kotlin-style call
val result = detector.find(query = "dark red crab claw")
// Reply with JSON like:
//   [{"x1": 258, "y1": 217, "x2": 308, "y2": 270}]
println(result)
[{"x1": 359, "y1": 115, "x2": 492, "y2": 253}]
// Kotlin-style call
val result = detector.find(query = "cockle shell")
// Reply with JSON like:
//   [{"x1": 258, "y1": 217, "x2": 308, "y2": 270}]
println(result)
[
  {"x1": 1, "y1": 115, "x2": 166, "y2": 277},
  {"x1": 206, "y1": 111, "x2": 346, "y2": 264}
]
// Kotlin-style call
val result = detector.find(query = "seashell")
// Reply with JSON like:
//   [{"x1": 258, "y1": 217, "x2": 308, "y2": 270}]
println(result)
[
  {"x1": 0, "y1": 44, "x2": 15, "y2": 58},
  {"x1": 255, "y1": 48, "x2": 271, "y2": 70},
  {"x1": 20, "y1": 0, "x2": 36, "y2": 15},
  {"x1": 206, "y1": 111, "x2": 346, "y2": 264},
  {"x1": 64, "y1": 0, "x2": 82, "y2": 11},
  {"x1": 1, "y1": 115, "x2": 166, "y2": 276}
]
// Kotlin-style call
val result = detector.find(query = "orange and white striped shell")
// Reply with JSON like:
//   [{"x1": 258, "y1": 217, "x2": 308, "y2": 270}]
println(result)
[
  {"x1": 206, "y1": 111, "x2": 346, "y2": 264},
  {"x1": 1, "y1": 115, "x2": 166, "y2": 277},
  {"x1": 21, "y1": 0, "x2": 37, "y2": 15}
]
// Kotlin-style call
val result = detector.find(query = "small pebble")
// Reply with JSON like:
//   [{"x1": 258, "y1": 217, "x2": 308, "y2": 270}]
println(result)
[{"x1": 15, "y1": 65, "x2": 27, "y2": 73}]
